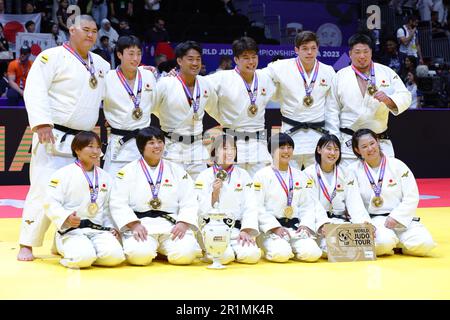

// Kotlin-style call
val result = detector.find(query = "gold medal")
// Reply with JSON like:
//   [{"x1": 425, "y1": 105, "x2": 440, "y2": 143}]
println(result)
[
  {"x1": 367, "y1": 84, "x2": 377, "y2": 96},
  {"x1": 303, "y1": 95, "x2": 313, "y2": 107},
  {"x1": 132, "y1": 107, "x2": 143, "y2": 120},
  {"x1": 89, "y1": 75, "x2": 98, "y2": 89},
  {"x1": 284, "y1": 206, "x2": 294, "y2": 219},
  {"x1": 215, "y1": 169, "x2": 228, "y2": 181},
  {"x1": 149, "y1": 198, "x2": 162, "y2": 210},
  {"x1": 372, "y1": 196, "x2": 384, "y2": 208},
  {"x1": 193, "y1": 112, "x2": 201, "y2": 121},
  {"x1": 248, "y1": 104, "x2": 258, "y2": 116},
  {"x1": 87, "y1": 202, "x2": 99, "y2": 217}
]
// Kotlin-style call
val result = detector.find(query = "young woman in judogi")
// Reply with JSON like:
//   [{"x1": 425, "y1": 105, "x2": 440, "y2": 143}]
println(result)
[
  {"x1": 195, "y1": 134, "x2": 261, "y2": 265},
  {"x1": 45, "y1": 131, "x2": 125, "y2": 269},
  {"x1": 253, "y1": 133, "x2": 329, "y2": 263},
  {"x1": 303, "y1": 133, "x2": 372, "y2": 254},
  {"x1": 103, "y1": 35, "x2": 157, "y2": 177},
  {"x1": 349, "y1": 128, "x2": 436, "y2": 256},
  {"x1": 109, "y1": 126, "x2": 201, "y2": 265},
  {"x1": 204, "y1": 37, "x2": 276, "y2": 177}
]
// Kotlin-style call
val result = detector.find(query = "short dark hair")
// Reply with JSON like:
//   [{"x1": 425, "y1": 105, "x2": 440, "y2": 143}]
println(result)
[
  {"x1": 295, "y1": 31, "x2": 318, "y2": 48},
  {"x1": 100, "y1": 35, "x2": 109, "y2": 42},
  {"x1": 136, "y1": 126, "x2": 165, "y2": 156},
  {"x1": 268, "y1": 133, "x2": 294, "y2": 154},
  {"x1": 232, "y1": 37, "x2": 258, "y2": 57},
  {"x1": 348, "y1": 33, "x2": 373, "y2": 50},
  {"x1": 175, "y1": 40, "x2": 202, "y2": 59},
  {"x1": 71, "y1": 131, "x2": 101, "y2": 158},
  {"x1": 210, "y1": 134, "x2": 237, "y2": 162},
  {"x1": 351, "y1": 128, "x2": 379, "y2": 159},
  {"x1": 116, "y1": 35, "x2": 141, "y2": 55},
  {"x1": 315, "y1": 133, "x2": 341, "y2": 165},
  {"x1": 25, "y1": 20, "x2": 35, "y2": 28}
]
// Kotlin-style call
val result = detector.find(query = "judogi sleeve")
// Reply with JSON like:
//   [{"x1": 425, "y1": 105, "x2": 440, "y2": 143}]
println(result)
[
  {"x1": 325, "y1": 70, "x2": 340, "y2": 137},
  {"x1": 240, "y1": 171, "x2": 259, "y2": 237},
  {"x1": 344, "y1": 169, "x2": 371, "y2": 223},
  {"x1": 100, "y1": 173, "x2": 117, "y2": 229},
  {"x1": 385, "y1": 67, "x2": 411, "y2": 115},
  {"x1": 299, "y1": 173, "x2": 328, "y2": 232},
  {"x1": 24, "y1": 50, "x2": 59, "y2": 131},
  {"x1": 152, "y1": 78, "x2": 166, "y2": 118},
  {"x1": 203, "y1": 73, "x2": 221, "y2": 122},
  {"x1": 253, "y1": 169, "x2": 280, "y2": 233},
  {"x1": 194, "y1": 170, "x2": 213, "y2": 217},
  {"x1": 175, "y1": 168, "x2": 199, "y2": 230},
  {"x1": 45, "y1": 168, "x2": 74, "y2": 231}
]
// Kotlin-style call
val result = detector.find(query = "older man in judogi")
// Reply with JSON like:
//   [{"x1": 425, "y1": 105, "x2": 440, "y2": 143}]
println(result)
[
  {"x1": 18, "y1": 15, "x2": 111, "y2": 261},
  {"x1": 329, "y1": 33, "x2": 411, "y2": 167}
]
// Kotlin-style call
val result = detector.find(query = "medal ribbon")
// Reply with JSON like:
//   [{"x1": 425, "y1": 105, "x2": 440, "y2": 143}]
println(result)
[
  {"x1": 351, "y1": 61, "x2": 376, "y2": 87},
  {"x1": 235, "y1": 67, "x2": 258, "y2": 106},
  {"x1": 176, "y1": 74, "x2": 200, "y2": 115},
  {"x1": 272, "y1": 166, "x2": 293, "y2": 206},
  {"x1": 116, "y1": 67, "x2": 142, "y2": 110},
  {"x1": 212, "y1": 164, "x2": 234, "y2": 182},
  {"x1": 362, "y1": 156, "x2": 386, "y2": 197},
  {"x1": 296, "y1": 58, "x2": 319, "y2": 97},
  {"x1": 63, "y1": 42, "x2": 96, "y2": 79},
  {"x1": 315, "y1": 164, "x2": 338, "y2": 206},
  {"x1": 75, "y1": 160, "x2": 99, "y2": 204},
  {"x1": 139, "y1": 158, "x2": 164, "y2": 200}
]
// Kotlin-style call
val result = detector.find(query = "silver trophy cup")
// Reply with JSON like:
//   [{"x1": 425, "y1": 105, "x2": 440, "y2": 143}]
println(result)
[{"x1": 201, "y1": 212, "x2": 234, "y2": 269}]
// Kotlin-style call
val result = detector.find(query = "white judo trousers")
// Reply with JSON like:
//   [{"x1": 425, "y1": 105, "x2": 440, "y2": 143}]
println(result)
[
  {"x1": 110, "y1": 159, "x2": 201, "y2": 265},
  {"x1": 195, "y1": 166, "x2": 261, "y2": 264},
  {"x1": 20, "y1": 46, "x2": 110, "y2": 247},
  {"x1": 348, "y1": 158, "x2": 436, "y2": 256},
  {"x1": 45, "y1": 163, "x2": 124, "y2": 269},
  {"x1": 253, "y1": 166, "x2": 329, "y2": 262}
]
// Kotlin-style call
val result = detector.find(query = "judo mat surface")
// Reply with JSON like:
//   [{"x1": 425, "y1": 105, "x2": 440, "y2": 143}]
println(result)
[{"x1": 1, "y1": 179, "x2": 449, "y2": 300}]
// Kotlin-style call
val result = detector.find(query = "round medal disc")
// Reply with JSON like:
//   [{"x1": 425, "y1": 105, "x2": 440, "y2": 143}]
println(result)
[
  {"x1": 193, "y1": 112, "x2": 201, "y2": 121},
  {"x1": 303, "y1": 95, "x2": 313, "y2": 107},
  {"x1": 248, "y1": 104, "x2": 258, "y2": 116},
  {"x1": 89, "y1": 76, "x2": 98, "y2": 89},
  {"x1": 87, "y1": 202, "x2": 99, "y2": 217},
  {"x1": 367, "y1": 84, "x2": 377, "y2": 96},
  {"x1": 149, "y1": 198, "x2": 162, "y2": 210},
  {"x1": 216, "y1": 170, "x2": 228, "y2": 181},
  {"x1": 132, "y1": 107, "x2": 143, "y2": 120},
  {"x1": 372, "y1": 196, "x2": 384, "y2": 208},
  {"x1": 284, "y1": 206, "x2": 294, "y2": 219}
]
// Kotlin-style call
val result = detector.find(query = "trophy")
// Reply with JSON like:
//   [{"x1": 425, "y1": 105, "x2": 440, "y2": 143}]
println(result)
[{"x1": 200, "y1": 204, "x2": 234, "y2": 269}]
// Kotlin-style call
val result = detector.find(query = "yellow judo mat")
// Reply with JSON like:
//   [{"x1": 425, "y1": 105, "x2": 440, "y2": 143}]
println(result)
[{"x1": 1, "y1": 207, "x2": 449, "y2": 300}]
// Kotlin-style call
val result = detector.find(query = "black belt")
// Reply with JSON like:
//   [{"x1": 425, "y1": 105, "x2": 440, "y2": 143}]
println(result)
[
  {"x1": 276, "y1": 217, "x2": 300, "y2": 229},
  {"x1": 162, "y1": 130, "x2": 202, "y2": 144},
  {"x1": 369, "y1": 213, "x2": 421, "y2": 222},
  {"x1": 222, "y1": 128, "x2": 267, "y2": 142},
  {"x1": 53, "y1": 124, "x2": 83, "y2": 143},
  {"x1": 281, "y1": 116, "x2": 328, "y2": 135},
  {"x1": 134, "y1": 210, "x2": 177, "y2": 224},
  {"x1": 327, "y1": 211, "x2": 350, "y2": 222},
  {"x1": 111, "y1": 127, "x2": 140, "y2": 145},
  {"x1": 340, "y1": 128, "x2": 390, "y2": 140},
  {"x1": 58, "y1": 219, "x2": 112, "y2": 235}
]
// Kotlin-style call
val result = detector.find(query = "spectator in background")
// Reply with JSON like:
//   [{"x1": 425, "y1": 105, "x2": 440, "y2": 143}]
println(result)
[
  {"x1": 57, "y1": 0, "x2": 70, "y2": 34},
  {"x1": 145, "y1": 17, "x2": 169, "y2": 44},
  {"x1": 417, "y1": 0, "x2": 434, "y2": 21},
  {"x1": 432, "y1": 0, "x2": 446, "y2": 24},
  {"x1": 431, "y1": 11, "x2": 447, "y2": 37},
  {"x1": 0, "y1": 23, "x2": 9, "y2": 52},
  {"x1": 210, "y1": 55, "x2": 233, "y2": 74},
  {"x1": 397, "y1": 15, "x2": 424, "y2": 64},
  {"x1": 90, "y1": 0, "x2": 108, "y2": 27},
  {"x1": 406, "y1": 71, "x2": 421, "y2": 109},
  {"x1": 23, "y1": 1, "x2": 35, "y2": 13},
  {"x1": 25, "y1": 20, "x2": 36, "y2": 33},
  {"x1": 0, "y1": 0, "x2": 5, "y2": 14},
  {"x1": 93, "y1": 35, "x2": 112, "y2": 64},
  {"x1": 379, "y1": 37, "x2": 406, "y2": 75},
  {"x1": 97, "y1": 18, "x2": 119, "y2": 50},
  {"x1": 110, "y1": 0, "x2": 133, "y2": 23},
  {"x1": 51, "y1": 23, "x2": 67, "y2": 46},
  {"x1": 0, "y1": 61, "x2": 8, "y2": 97},
  {"x1": 7, "y1": 45, "x2": 33, "y2": 106},
  {"x1": 401, "y1": 55, "x2": 418, "y2": 82},
  {"x1": 118, "y1": 19, "x2": 134, "y2": 37}
]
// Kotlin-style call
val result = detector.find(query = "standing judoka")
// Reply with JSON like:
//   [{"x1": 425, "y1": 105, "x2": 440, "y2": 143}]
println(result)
[
  {"x1": 253, "y1": 133, "x2": 329, "y2": 263},
  {"x1": 103, "y1": 35, "x2": 157, "y2": 176},
  {"x1": 153, "y1": 41, "x2": 217, "y2": 180},
  {"x1": 330, "y1": 33, "x2": 411, "y2": 167},
  {"x1": 18, "y1": 15, "x2": 111, "y2": 261},
  {"x1": 263, "y1": 31, "x2": 338, "y2": 170},
  {"x1": 109, "y1": 127, "x2": 201, "y2": 265},
  {"x1": 349, "y1": 129, "x2": 436, "y2": 257},
  {"x1": 45, "y1": 131, "x2": 124, "y2": 269},
  {"x1": 205, "y1": 37, "x2": 276, "y2": 177},
  {"x1": 195, "y1": 134, "x2": 261, "y2": 264}
]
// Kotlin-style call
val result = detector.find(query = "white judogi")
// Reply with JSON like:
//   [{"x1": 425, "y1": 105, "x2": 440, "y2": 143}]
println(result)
[
  {"x1": 348, "y1": 157, "x2": 436, "y2": 256},
  {"x1": 263, "y1": 59, "x2": 337, "y2": 169},
  {"x1": 330, "y1": 63, "x2": 411, "y2": 166},
  {"x1": 253, "y1": 166, "x2": 329, "y2": 262},
  {"x1": 195, "y1": 166, "x2": 261, "y2": 264},
  {"x1": 205, "y1": 70, "x2": 276, "y2": 176},
  {"x1": 45, "y1": 163, "x2": 125, "y2": 269},
  {"x1": 103, "y1": 66, "x2": 157, "y2": 176},
  {"x1": 153, "y1": 75, "x2": 217, "y2": 179},
  {"x1": 21, "y1": 46, "x2": 110, "y2": 247},
  {"x1": 109, "y1": 159, "x2": 201, "y2": 265}
]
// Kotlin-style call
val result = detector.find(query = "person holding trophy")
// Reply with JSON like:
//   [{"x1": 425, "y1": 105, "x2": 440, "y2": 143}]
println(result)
[
  {"x1": 253, "y1": 133, "x2": 329, "y2": 263},
  {"x1": 109, "y1": 126, "x2": 201, "y2": 265},
  {"x1": 44, "y1": 131, "x2": 125, "y2": 269},
  {"x1": 349, "y1": 129, "x2": 436, "y2": 257},
  {"x1": 195, "y1": 135, "x2": 261, "y2": 265}
]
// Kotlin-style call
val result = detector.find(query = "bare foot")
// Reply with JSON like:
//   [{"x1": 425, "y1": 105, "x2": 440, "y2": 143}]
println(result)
[{"x1": 17, "y1": 246, "x2": 34, "y2": 261}]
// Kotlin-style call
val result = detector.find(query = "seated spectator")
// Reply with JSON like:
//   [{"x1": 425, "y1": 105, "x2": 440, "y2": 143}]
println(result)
[
  {"x1": 57, "y1": 0, "x2": 70, "y2": 34},
  {"x1": 145, "y1": 17, "x2": 169, "y2": 44},
  {"x1": 93, "y1": 35, "x2": 112, "y2": 64},
  {"x1": 97, "y1": 18, "x2": 119, "y2": 50},
  {"x1": 0, "y1": 23, "x2": 9, "y2": 52},
  {"x1": 431, "y1": 11, "x2": 447, "y2": 38},
  {"x1": 405, "y1": 71, "x2": 421, "y2": 109},
  {"x1": 118, "y1": 19, "x2": 134, "y2": 37},
  {"x1": 25, "y1": 20, "x2": 36, "y2": 33},
  {"x1": 110, "y1": 0, "x2": 134, "y2": 23},
  {"x1": 6, "y1": 45, "x2": 33, "y2": 106},
  {"x1": 209, "y1": 55, "x2": 233, "y2": 74},
  {"x1": 0, "y1": 0, "x2": 5, "y2": 14},
  {"x1": 401, "y1": 55, "x2": 418, "y2": 83},
  {"x1": 23, "y1": 1, "x2": 35, "y2": 14},
  {"x1": 379, "y1": 37, "x2": 406, "y2": 75},
  {"x1": 51, "y1": 23, "x2": 67, "y2": 46}
]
